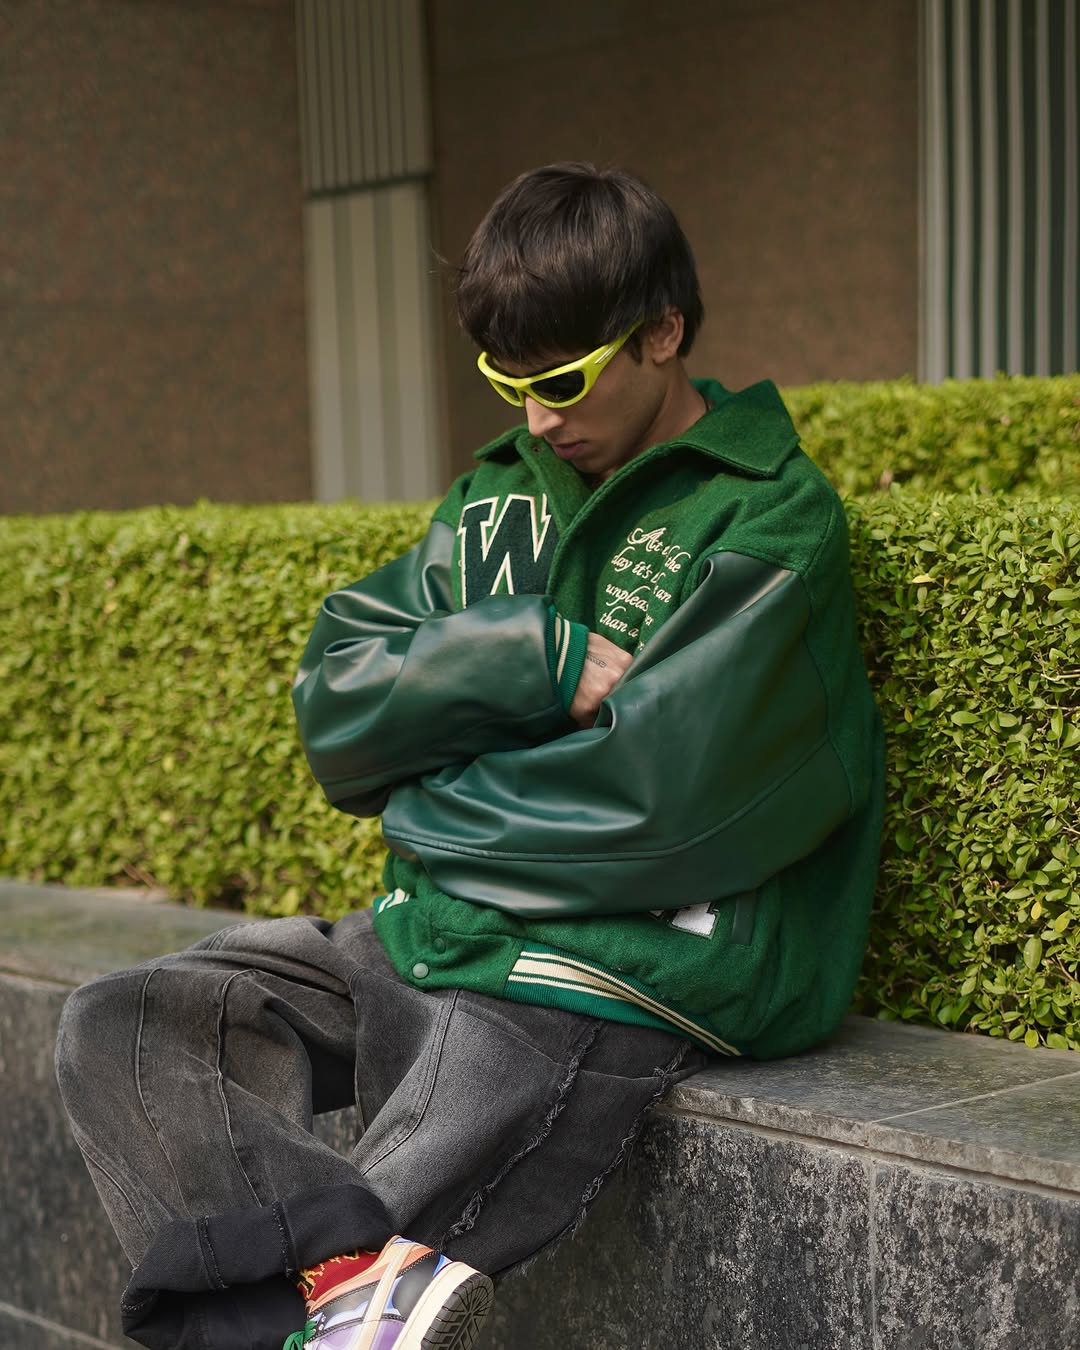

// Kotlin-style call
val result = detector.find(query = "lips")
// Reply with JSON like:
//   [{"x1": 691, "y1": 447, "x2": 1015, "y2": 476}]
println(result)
[{"x1": 549, "y1": 440, "x2": 586, "y2": 461}]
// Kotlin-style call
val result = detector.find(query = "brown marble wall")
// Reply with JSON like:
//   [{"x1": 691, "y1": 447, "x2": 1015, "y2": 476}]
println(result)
[
  {"x1": 427, "y1": 0, "x2": 920, "y2": 474},
  {"x1": 1, "y1": 0, "x2": 310, "y2": 515}
]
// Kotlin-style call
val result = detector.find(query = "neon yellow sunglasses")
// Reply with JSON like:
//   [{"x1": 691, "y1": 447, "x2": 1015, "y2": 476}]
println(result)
[{"x1": 477, "y1": 321, "x2": 643, "y2": 409}]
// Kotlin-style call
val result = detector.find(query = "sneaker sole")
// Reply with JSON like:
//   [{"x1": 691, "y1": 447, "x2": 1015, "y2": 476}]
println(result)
[{"x1": 402, "y1": 1266, "x2": 494, "y2": 1350}]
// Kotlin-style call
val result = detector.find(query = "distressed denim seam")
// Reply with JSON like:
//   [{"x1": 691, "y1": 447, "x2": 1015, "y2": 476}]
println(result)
[{"x1": 438, "y1": 1021, "x2": 601, "y2": 1247}]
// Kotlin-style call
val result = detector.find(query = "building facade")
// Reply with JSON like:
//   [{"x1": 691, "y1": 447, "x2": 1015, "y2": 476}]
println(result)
[{"x1": 2, "y1": 0, "x2": 1076, "y2": 513}]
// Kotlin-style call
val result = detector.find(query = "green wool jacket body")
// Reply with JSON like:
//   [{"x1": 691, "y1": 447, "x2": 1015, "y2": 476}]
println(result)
[{"x1": 293, "y1": 378, "x2": 885, "y2": 1059}]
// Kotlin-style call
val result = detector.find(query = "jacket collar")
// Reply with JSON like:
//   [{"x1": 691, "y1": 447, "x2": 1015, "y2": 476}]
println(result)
[
  {"x1": 674, "y1": 378, "x2": 800, "y2": 478},
  {"x1": 474, "y1": 377, "x2": 799, "y2": 481}
]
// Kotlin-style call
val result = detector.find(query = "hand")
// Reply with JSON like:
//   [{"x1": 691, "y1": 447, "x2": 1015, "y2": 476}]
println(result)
[{"x1": 569, "y1": 632, "x2": 632, "y2": 728}]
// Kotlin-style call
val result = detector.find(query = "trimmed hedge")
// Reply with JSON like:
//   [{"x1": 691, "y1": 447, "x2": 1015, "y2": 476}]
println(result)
[
  {"x1": 847, "y1": 493, "x2": 1079, "y2": 1051},
  {"x1": 784, "y1": 373, "x2": 1080, "y2": 496},
  {"x1": 1, "y1": 491, "x2": 1077, "y2": 1050},
  {"x1": 0, "y1": 503, "x2": 429, "y2": 921}
]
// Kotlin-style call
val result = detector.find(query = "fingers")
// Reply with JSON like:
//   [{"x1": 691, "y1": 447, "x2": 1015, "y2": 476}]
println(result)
[{"x1": 569, "y1": 633, "x2": 633, "y2": 727}]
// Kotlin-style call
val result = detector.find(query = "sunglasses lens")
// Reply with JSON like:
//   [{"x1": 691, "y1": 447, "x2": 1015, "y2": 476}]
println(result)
[
  {"x1": 530, "y1": 370, "x2": 586, "y2": 405},
  {"x1": 489, "y1": 378, "x2": 524, "y2": 405}
]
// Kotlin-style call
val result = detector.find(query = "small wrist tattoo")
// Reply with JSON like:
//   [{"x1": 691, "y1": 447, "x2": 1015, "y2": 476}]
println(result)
[{"x1": 586, "y1": 654, "x2": 607, "y2": 668}]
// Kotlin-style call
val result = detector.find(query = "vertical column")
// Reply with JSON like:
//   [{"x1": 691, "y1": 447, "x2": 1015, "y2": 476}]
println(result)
[
  {"x1": 920, "y1": 0, "x2": 949, "y2": 382},
  {"x1": 1064, "y1": 1, "x2": 1078, "y2": 375},
  {"x1": 950, "y1": 0, "x2": 973, "y2": 379},
  {"x1": 919, "y1": 0, "x2": 1078, "y2": 380},
  {"x1": 296, "y1": 0, "x2": 442, "y2": 502},
  {"x1": 304, "y1": 199, "x2": 346, "y2": 502},
  {"x1": 978, "y1": 0, "x2": 998, "y2": 378},
  {"x1": 1005, "y1": 0, "x2": 1025, "y2": 375},
  {"x1": 1033, "y1": 0, "x2": 1051, "y2": 375}
]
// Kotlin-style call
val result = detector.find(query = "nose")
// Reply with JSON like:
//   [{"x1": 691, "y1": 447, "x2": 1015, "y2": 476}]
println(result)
[{"x1": 524, "y1": 396, "x2": 565, "y2": 439}]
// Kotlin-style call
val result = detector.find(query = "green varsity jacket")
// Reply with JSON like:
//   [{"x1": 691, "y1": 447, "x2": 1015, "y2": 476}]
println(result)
[{"x1": 292, "y1": 378, "x2": 884, "y2": 1059}]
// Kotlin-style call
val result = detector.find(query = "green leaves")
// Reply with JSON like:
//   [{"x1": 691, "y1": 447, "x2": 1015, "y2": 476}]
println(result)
[
  {"x1": 0, "y1": 500, "x2": 431, "y2": 921},
  {"x1": 2, "y1": 437, "x2": 1078, "y2": 1052},
  {"x1": 1023, "y1": 937, "x2": 1044, "y2": 972},
  {"x1": 784, "y1": 372, "x2": 1080, "y2": 497},
  {"x1": 846, "y1": 489, "x2": 1080, "y2": 1052}
]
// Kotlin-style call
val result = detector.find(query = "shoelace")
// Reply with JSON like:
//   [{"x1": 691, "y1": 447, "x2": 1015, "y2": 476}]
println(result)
[{"x1": 282, "y1": 1320, "x2": 315, "y2": 1350}]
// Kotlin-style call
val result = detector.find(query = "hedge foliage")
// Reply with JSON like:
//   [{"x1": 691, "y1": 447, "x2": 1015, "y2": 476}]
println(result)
[
  {"x1": 848, "y1": 493, "x2": 1079, "y2": 1051},
  {"x1": 1, "y1": 382, "x2": 1078, "y2": 1052},
  {"x1": 0, "y1": 503, "x2": 431, "y2": 921},
  {"x1": 784, "y1": 373, "x2": 1080, "y2": 496}
]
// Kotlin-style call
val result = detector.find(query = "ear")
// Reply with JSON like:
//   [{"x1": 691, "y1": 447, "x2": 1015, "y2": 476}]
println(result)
[{"x1": 643, "y1": 307, "x2": 684, "y2": 366}]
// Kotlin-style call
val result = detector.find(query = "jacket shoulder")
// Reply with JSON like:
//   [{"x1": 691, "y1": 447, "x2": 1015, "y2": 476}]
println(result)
[{"x1": 694, "y1": 445, "x2": 846, "y2": 582}]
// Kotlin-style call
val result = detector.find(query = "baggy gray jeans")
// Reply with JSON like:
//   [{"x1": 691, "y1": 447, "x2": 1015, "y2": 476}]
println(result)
[{"x1": 56, "y1": 908, "x2": 704, "y2": 1349}]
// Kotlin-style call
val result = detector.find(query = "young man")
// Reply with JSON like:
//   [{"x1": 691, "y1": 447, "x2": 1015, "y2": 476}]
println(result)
[{"x1": 56, "y1": 163, "x2": 883, "y2": 1350}]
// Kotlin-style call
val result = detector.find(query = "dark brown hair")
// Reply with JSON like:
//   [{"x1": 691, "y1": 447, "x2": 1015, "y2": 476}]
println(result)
[{"x1": 456, "y1": 162, "x2": 704, "y2": 365}]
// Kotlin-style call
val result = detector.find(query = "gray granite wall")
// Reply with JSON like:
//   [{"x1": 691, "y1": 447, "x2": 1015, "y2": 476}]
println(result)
[
  {"x1": 478, "y1": 1109, "x2": 1080, "y2": 1350},
  {"x1": 3, "y1": 884, "x2": 1078, "y2": 1349},
  {"x1": 0, "y1": 974, "x2": 131, "y2": 1349}
]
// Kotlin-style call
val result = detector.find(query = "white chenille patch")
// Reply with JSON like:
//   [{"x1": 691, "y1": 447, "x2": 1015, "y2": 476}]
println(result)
[{"x1": 667, "y1": 902, "x2": 719, "y2": 938}]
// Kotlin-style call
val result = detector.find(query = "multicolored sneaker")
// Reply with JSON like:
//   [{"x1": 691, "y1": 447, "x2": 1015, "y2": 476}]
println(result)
[{"x1": 283, "y1": 1236, "x2": 493, "y2": 1350}]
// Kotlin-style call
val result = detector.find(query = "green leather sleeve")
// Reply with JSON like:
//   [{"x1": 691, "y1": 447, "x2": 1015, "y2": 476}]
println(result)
[
  {"x1": 292, "y1": 520, "x2": 572, "y2": 816},
  {"x1": 380, "y1": 551, "x2": 858, "y2": 917}
]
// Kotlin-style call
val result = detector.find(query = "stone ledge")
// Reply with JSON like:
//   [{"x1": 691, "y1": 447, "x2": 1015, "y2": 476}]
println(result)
[
  {"x1": 0, "y1": 878, "x2": 252, "y2": 987},
  {"x1": 3, "y1": 881, "x2": 1078, "y2": 1349},
  {"x1": 476, "y1": 1111, "x2": 1080, "y2": 1350},
  {"x1": 0, "y1": 1300, "x2": 119, "y2": 1350},
  {"x1": 664, "y1": 1018, "x2": 1080, "y2": 1194}
]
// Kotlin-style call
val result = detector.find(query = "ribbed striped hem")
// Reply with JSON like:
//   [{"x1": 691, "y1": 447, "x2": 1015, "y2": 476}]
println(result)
[
  {"x1": 545, "y1": 608, "x2": 590, "y2": 712},
  {"x1": 504, "y1": 945, "x2": 742, "y2": 1057}
]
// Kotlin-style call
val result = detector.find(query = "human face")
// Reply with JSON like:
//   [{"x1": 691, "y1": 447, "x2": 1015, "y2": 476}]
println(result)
[{"x1": 493, "y1": 316, "x2": 690, "y2": 483}]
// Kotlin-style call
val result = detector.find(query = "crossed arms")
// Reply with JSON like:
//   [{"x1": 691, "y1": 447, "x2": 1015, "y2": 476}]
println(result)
[{"x1": 292, "y1": 519, "x2": 853, "y2": 918}]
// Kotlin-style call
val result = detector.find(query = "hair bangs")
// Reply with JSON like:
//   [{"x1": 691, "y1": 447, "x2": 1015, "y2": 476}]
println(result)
[{"x1": 456, "y1": 163, "x2": 703, "y2": 366}]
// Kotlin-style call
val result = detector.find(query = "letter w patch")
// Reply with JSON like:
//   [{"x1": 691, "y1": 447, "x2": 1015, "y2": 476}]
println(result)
[{"x1": 457, "y1": 495, "x2": 557, "y2": 605}]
